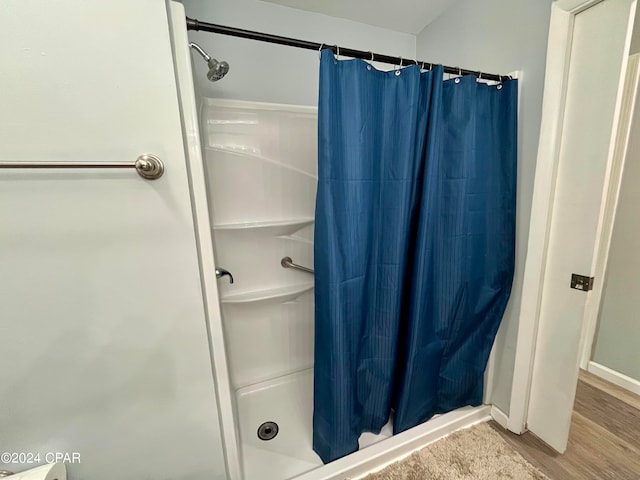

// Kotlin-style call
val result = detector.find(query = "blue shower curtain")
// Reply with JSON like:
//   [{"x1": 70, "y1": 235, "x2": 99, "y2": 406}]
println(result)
[{"x1": 313, "y1": 50, "x2": 518, "y2": 463}]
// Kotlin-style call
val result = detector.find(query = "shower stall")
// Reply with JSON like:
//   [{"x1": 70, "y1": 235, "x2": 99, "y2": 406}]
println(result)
[
  {"x1": 171, "y1": 4, "x2": 496, "y2": 480},
  {"x1": 196, "y1": 95, "x2": 490, "y2": 480}
]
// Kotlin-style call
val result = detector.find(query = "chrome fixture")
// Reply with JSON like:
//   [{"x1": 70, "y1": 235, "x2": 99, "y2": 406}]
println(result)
[
  {"x1": 215, "y1": 267, "x2": 234, "y2": 284},
  {"x1": 0, "y1": 154, "x2": 165, "y2": 180},
  {"x1": 281, "y1": 256, "x2": 314, "y2": 275},
  {"x1": 189, "y1": 42, "x2": 229, "y2": 82},
  {"x1": 0, "y1": 471, "x2": 13, "y2": 477}
]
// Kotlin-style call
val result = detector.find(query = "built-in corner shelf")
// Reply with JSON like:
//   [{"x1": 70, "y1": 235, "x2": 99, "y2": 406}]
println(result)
[
  {"x1": 220, "y1": 282, "x2": 314, "y2": 305},
  {"x1": 213, "y1": 218, "x2": 314, "y2": 236}
]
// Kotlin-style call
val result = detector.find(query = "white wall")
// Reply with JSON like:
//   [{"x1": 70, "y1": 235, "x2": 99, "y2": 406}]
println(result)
[
  {"x1": 592, "y1": 72, "x2": 640, "y2": 382},
  {"x1": 0, "y1": 1, "x2": 226, "y2": 478},
  {"x1": 180, "y1": 0, "x2": 416, "y2": 106},
  {"x1": 416, "y1": 0, "x2": 553, "y2": 413}
]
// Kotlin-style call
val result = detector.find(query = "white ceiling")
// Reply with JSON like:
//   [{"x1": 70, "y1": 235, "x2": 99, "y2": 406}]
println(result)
[{"x1": 257, "y1": 0, "x2": 459, "y2": 35}]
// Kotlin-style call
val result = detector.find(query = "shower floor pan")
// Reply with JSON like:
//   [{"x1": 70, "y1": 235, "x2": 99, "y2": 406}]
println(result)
[{"x1": 236, "y1": 368, "x2": 393, "y2": 480}]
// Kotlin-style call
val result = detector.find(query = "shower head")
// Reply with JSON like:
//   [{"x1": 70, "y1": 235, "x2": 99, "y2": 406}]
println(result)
[
  {"x1": 189, "y1": 42, "x2": 229, "y2": 82},
  {"x1": 206, "y1": 58, "x2": 230, "y2": 82}
]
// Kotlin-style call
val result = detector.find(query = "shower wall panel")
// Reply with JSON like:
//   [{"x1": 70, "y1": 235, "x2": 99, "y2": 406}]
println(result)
[{"x1": 202, "y1": 98, "x2": 318, "y2": 390}]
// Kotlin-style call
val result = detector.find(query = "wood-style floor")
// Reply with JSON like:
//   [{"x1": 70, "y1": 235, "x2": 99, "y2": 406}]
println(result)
[{"x1": 490, "y1": 370, "x2": 640, "y2": 480}]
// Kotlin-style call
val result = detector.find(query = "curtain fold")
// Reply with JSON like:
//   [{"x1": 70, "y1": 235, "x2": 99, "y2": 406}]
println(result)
[{"x1": 313, "y1": 49, "x2": 517, "y2": 463}]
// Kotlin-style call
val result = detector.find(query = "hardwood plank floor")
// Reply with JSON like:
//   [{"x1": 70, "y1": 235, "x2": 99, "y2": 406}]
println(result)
[
  {"x1": 580, "y1": 369, "x2": 640, "y2": 411},
  {"x1": 490, "y1": 370, "x2": 640, "y2": 480}
]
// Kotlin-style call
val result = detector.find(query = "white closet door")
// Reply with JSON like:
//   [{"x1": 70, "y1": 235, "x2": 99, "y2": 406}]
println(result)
[
  {"x1": 526, "y1": 0, "x2": 635, "y2": 453},
  {"x1": 0, "y1": 1, "x2": 226, "y2": 479}
]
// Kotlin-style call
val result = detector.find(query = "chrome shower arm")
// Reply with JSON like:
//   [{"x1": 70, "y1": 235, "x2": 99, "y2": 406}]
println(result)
[
  {"x1": 189, "y1": 42, "x2": 211, "y2": 62},
  {"x1": 188, "y1": 42, "x2": 229, "y2": 82}
]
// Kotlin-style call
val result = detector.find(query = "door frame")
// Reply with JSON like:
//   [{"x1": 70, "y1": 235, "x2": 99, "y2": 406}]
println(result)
[{"x1": 507, "y1": 0, "x2": 637, "y2": 435}]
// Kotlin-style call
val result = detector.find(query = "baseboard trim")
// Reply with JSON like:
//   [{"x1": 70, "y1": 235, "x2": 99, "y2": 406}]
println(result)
[
  {"x1": 292, "y1": 405, "x2": 491, "y2": 480},
  {"x1": 588, "y1": 361, "x2": 640, "y2": 396},
  {"x1": 490, "y1": 405, "x2": 509, "y2": 430}
]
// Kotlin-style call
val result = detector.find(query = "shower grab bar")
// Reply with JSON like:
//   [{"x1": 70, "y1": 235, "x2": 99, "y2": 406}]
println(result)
[
  {"x1": 0, "y1": 154, "x2": 165, "y2": 180},
  {"x1": 281, "y1": 256, "x2": 314, "y2": 275}
]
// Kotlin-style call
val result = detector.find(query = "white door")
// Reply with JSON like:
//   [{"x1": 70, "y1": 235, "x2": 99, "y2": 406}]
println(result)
[
  {"x1": 0, "y1": 1, "x2": 226, "y2": 479},
  {"x1": 525, "y1": 0, "x2": 636, "y2": 453}
]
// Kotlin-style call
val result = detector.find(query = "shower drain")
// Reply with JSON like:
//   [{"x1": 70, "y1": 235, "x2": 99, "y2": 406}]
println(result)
[{"x1": 257, "y1": 421, "x2": 279, "y2": 441}]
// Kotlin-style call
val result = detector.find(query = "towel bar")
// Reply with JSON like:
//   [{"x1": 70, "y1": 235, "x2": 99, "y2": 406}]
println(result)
[{"x1": 0, "y1": 154, "x2": 164, "y2": 180}]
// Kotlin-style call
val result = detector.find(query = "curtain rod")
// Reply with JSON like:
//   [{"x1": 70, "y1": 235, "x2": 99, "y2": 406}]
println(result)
[{"x1": 185, "y1": 18, "x2": 511, "y2": 82}]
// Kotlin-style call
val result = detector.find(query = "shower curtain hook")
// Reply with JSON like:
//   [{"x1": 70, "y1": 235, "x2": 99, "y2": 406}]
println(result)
[
  {"x1": 335, "y1": 45, "x2": 340, "y2": 63},
  {"x1": 453, "y1": 67, "x2": 462, "y2": 84},
  {"x1": 318, "y1": 43, "x2": 324, "y2": 60},
  {"x1": 366, "y1": 51, "x2": 374, "y2": 71},
  {"x1": 395, "y1": 57, "x2": 402, "y2": 76},
  {"x1": 453, "y1": 66, "x2": 462, "y2": 83}
]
